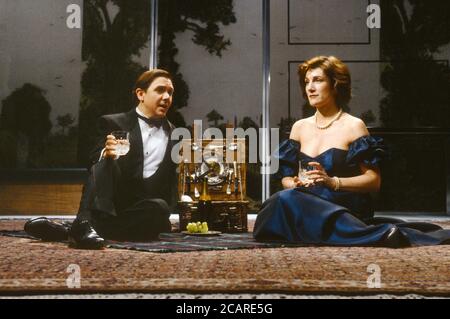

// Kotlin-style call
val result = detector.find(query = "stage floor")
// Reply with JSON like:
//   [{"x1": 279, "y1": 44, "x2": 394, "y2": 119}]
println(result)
[{"x1": 0, "y1": 218, "x2": 449, "y2": 297}]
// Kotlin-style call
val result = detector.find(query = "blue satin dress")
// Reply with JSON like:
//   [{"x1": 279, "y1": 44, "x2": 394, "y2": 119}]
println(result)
[{"x1": 253, "y1": 136, "x2": 450, "y2": 247}]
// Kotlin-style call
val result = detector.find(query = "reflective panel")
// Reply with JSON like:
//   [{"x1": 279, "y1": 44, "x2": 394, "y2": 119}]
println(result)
[
  {"x1": 0, "y1": 0, "x2": 152, "y2": 169},
  {"x1": 0, "y1": 0, "x2": 84, "y2": 168},
  {"x1": 158, "y1": 0, "x2": 263, "y2": 210}
]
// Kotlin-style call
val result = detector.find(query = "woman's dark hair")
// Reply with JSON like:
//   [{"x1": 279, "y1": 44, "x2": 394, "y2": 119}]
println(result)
[{"x1": 298, "y1": 56, "x2": 351, "y2": 109}]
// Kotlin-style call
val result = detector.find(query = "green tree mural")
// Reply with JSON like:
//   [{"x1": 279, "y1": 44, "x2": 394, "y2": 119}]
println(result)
[
  {"x1": 380, "y1": 0, "x2": 450, "y2": 128},
  {"x1": 206, "y1": 109, "x2": 224, "y2": 127},
  {"x1": 0, "y1": 83, "x2": 52, "y2": 168},
  {"x1": 57, "y1": 113, "x2": 76, "y2": 135},
  {"x1": 157, "y1": 0, "x2": 236, "y2": 126},
  {"x1": 78, "y1": 0, "x2": 151, "y2": 166},
  {"x1": 377, "y1": 0, "x2": 450, "y2": 212}
]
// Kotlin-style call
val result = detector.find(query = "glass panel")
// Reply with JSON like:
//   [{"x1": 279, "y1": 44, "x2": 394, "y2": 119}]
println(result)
[
  {"x1": 77, "y1": 0, "x2": 152, "y2": 167},
  {"x1": 158, "y1": 0, "x2": 263, "y2": 211},
  {"x1": 380, "y1": 0, "x2": 450, "y2": 128},
  {"x1": 269, "y1": 0, "x2": 450, "y2": 213},
  {"x1": 0, "y1": 0, "x2": 84, "y2": 168},
  {"x1": 0, "y1": 0, "x2": 152, "y2": 169}
]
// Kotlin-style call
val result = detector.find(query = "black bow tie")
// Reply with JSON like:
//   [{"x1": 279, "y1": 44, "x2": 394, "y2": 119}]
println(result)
[{"x1": 136, "y1": 113, "x2": 165, "y2": 129}]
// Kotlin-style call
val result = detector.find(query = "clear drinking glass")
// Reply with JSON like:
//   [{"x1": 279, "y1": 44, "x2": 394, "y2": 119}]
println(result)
[
  {"x1": 298, "y1": 161, "x2": 313, "y2": 183},
  {"x1": 111, "y1": 131, "x2": 130, "y2": 156}
]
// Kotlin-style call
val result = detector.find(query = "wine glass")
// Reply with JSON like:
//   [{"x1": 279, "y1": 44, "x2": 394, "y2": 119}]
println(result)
[{"x1": 111, "y1": 131, "x2": 130, "y2": 156}]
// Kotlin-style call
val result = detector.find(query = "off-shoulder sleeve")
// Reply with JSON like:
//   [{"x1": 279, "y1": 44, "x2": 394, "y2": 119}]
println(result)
[
  {"x1": 273, "y1": 139, "x2": 300, "y2": 179},
  {"x1": 346, "y1": 135, "x2": 386, "y2": 168}
]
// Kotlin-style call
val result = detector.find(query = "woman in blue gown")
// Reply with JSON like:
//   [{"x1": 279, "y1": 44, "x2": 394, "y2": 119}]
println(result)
[{"x1": 253, "y1": 56, "x2": 450, "y2": 247}]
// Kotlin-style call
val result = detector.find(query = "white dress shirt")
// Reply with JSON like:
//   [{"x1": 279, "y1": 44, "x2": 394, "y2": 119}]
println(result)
[{"x1": 135, "y1": 107, "x2": 169, "y2": 178}]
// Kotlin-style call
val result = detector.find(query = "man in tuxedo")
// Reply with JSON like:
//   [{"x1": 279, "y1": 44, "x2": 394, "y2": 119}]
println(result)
[{"x1": 25, "y1": 69, "x2": 177, "y2": 249}]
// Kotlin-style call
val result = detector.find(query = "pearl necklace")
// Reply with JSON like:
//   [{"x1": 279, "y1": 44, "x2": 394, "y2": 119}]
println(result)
[{"x1": 315, "y1": 109, "x2": 343, "y2": 130}]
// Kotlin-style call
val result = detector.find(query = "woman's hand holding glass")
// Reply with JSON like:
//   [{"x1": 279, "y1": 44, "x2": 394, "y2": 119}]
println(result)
[{"x1": 304, "y1": 161, "x2": 335, "y2": 189}]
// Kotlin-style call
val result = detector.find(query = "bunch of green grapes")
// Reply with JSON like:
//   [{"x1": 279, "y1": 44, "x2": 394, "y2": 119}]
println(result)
[{"x1": 186, "y1": 221, "x2": 209, "y2": 233}]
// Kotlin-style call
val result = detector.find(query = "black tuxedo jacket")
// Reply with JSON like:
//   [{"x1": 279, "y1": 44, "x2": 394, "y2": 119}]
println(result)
[{"x1": 88, "y1": 109, "x2": 177, "y2": 214}]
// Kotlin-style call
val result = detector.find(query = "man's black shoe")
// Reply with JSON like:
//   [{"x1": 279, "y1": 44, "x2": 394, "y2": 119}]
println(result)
[
  {"x1": 24, "y1": 217, "x2": 70, "y2": 241},
  {"x1": 68, "y1": 219, "x2": 105, "y2": 250}
]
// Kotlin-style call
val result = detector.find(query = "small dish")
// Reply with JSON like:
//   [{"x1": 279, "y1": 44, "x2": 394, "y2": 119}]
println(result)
[{"x1": 181, "y1": 231, "x2": 222, "y2": 237}]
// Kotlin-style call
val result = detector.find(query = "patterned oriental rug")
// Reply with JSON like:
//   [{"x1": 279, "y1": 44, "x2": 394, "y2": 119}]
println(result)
[
  {"x1": 0, "y1": 219, "x2": 449, "y2": 295},
  {"x1": 0, "y1": 231, "x2": 307, "y2": 253}
]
